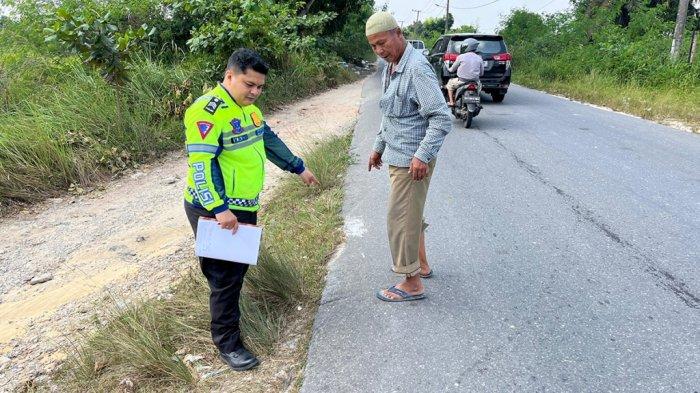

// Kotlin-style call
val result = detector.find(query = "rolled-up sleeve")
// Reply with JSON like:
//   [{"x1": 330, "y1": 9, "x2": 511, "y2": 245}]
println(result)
[{"x1": 411, "y1": 64, "x2": 452, "y2": 163}]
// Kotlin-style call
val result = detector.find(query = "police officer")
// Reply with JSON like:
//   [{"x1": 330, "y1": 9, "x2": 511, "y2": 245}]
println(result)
[{"x1": 183, "y1": 48, "x2": 318, "y2": 371}]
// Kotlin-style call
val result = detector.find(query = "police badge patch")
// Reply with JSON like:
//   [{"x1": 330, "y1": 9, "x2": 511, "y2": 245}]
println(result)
[
  {"x1": 204, "y1": 97, "x2": 225, "y2": 114},
  {"x1": 250, "y1": 111, "x2": 263, "y2": 127},
  {"x1": 230, "y1": 118, "x2": 244, "y2": 135}
]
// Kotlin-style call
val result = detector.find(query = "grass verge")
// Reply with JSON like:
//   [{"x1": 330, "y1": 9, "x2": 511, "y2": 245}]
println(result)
[
  {"x1": 51, "y1": 132, "x2": 353, "y2": 392},
  {"x1": 515, "y1": 72, "x2": 700, "y2": 133}
]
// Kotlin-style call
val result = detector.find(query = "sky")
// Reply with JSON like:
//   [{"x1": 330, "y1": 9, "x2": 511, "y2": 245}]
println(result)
[
  {"x1": 377, "y1": 0, "x2": 572, "y2": 35},
  {"x1": 0, "y1": 1, "x2": 573, "y2": 33}
]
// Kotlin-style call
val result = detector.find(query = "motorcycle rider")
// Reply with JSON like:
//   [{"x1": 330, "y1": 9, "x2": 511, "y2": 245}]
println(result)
[{"x1": 446, "y1": 38, "x2": 483, "y2": 107}]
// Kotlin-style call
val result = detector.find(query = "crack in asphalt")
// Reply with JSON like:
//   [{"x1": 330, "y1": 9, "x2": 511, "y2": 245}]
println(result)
[
  {"x1": 453, "y1": 345, "x2": 503, "y2": 389},
  {"x1": 480, "y1": 130, "x2": 699, "y2": 309},
  {"x1": 319, "y1": 294, "x2": 354, "y2": 306}
]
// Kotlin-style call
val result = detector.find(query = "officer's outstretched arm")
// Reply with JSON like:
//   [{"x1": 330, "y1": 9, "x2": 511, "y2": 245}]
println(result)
[
  {"x1": 184, "y1": 109, "x2": 227, "y2": 214},
  {"x1": 263, "y1": 124, "x2": 319, "y2": 185},
  {"x1": 262, "y1": 124, "x2": 305, "y2": 174}
]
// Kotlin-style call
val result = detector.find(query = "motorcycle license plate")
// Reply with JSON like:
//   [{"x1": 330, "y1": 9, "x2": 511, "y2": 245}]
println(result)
[{"x1": 464, "y1": 96, "x2": 480, "y2": 103}]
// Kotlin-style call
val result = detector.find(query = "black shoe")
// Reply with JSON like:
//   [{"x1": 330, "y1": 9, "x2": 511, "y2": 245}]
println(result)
[{"x1": 219, "y1": 347, "x2": 260, "y2": 371}]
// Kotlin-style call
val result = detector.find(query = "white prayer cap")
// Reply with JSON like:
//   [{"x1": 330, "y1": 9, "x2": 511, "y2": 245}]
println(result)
[{"x1": 365, "y1": 11, "x2": 399, "y2": 36}]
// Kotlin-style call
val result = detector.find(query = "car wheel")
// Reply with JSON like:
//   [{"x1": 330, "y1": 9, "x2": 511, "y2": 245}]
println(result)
[{"x1": 491, "y1": 92, "x2": 505, "y2": 103}]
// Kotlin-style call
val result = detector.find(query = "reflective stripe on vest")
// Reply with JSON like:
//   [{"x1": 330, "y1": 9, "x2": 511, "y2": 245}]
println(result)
[
  {"x1": 221, "y1": 125, "x2": 265, "y2": 151},
  {"x1": 186, "y1": 144, "x2": 220, "y2": 154}
]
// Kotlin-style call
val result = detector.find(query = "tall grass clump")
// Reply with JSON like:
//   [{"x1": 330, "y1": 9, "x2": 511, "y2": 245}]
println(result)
[
  {"x1": 0, "y1": 56, "x2": 196, "y2": 202},
  {"x1": 60, "y1": 300, "x2": 198, "y2": 391},
  {"x1": 57, "y1": 133, "x2": 353, "y2": 391},
  {"x1": 261, "y1": 134, "x2": 353, "y2": 296}
]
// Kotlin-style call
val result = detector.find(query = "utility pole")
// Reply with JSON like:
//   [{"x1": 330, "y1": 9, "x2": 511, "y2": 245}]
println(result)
[
  {"x1": 397, "y1": 19, "x2": 405, "y2": 29},
  {"x1": 671, "y1": 0, "x2": 691, "y2": 60},
  {"x1": 690, "y1": 3, "x2": 700, "y2": 63},
  {"x1": 411, "y1": 9, "x2": 421, "y2": 24},
  {"x1": 444, "y1": 0, "x2": 450, "y2": 34}
]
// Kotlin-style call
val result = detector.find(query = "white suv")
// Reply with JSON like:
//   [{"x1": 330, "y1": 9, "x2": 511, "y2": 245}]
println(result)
[{"x1": 407, "y1": 39, "x2": 425, "y2": 50}]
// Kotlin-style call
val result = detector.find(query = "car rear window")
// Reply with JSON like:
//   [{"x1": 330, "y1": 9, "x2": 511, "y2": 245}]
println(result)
[{"x1": 448, "y1": 37, "x2": 506, "y2": 54}]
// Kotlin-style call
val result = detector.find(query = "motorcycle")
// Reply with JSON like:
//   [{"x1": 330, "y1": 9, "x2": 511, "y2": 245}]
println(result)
[{"x1": 451, "y1": 80, "x2": 482, "y2": 128}]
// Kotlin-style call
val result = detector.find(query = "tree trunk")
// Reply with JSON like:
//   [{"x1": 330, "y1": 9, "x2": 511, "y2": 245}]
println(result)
[
  {"x1": 584, "y1": 0, "x2": 595, "y2": 41},
  {"x1": 690, "y1": 28, "x2": 698, "y2": 62},
  {"x1": 299, "y1": 0, "x2": 316, "y2": 16},
  {"x1": 670, "y1": 0, "x2": 691, "y2": 60},
  {"x1": 583, "y1": 0, "x2": 612, "y2": 42}
]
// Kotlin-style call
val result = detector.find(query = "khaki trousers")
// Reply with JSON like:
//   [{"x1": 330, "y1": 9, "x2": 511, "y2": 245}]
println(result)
[{"x1": 387, "y1": 160, "x2": 436, "y2": 276}]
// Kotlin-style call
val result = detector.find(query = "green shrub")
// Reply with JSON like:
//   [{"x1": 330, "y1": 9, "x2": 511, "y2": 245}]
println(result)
[{"x1": 0, "y1": 58, "x2": 193, "y2": 202}]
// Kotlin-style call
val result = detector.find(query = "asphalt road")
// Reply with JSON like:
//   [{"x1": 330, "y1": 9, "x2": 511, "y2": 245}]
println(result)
[{"x1": 301, "y1": 70, "x2": 700, "y2": 392}]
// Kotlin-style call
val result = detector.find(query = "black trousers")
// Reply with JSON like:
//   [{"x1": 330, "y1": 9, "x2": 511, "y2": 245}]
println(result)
[{"x1": 184, "y1": 201, "x2": 257, "y2": 353}]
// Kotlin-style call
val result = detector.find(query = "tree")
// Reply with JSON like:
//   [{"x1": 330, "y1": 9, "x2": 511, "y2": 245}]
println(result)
[
  {"x1": 43, "y1": 7, "x2": 154, "y2": 84},
  {"x1": 425, "y1": 13, "x2": 454, "y2": 32},
  {"x1": 403, "y1": 14, "x2": 454, "y2": 45},
  {"x1": 449, "y1": 24, "x2": 477, "y2": 34},
  {"x1": 302, "y1": 0, "x2": 373, "y2": 36},
  {"x1": 318, "y1": 0, "x2": 375, "y2": 63},
  {"x1": 671, "y1": 0, "x2": 691, "y2": 59},
  {"x1": 182, "y1": 0, "x2": 335, "y2": 63},
  {"x1": 570, "y1": 0, "x2": 616, "y2": 41},
  {"x1": 498, "y1": 10, "x2": 549, "y2": 47}
]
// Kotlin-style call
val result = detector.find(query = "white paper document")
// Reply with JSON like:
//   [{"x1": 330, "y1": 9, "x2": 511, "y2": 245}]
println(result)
[{"x1": 195, "y1": 218, "x2": 262, "y2": 265}]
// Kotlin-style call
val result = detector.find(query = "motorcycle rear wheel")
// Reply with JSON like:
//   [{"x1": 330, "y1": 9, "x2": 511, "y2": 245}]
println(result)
[{"x1": 464, "y1": 112, "x2": 473, "y2": 128}]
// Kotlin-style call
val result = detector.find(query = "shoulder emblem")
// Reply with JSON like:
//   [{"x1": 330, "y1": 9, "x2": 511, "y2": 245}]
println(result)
[{"x1": 203, "y1": 97, "x2": 226, "y2": 114}]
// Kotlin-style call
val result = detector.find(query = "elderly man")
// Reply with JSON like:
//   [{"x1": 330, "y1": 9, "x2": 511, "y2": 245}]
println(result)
[{"x1": 365, "y1": 12, "x2": 452, "y2": 302}]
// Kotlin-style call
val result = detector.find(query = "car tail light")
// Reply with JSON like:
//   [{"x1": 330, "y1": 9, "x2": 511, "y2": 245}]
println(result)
[
  {"x1": 493, "y1": 53, "x2": 512, "y2": 61},
  {"x1": 466, "y1": 83, "x2": 477, "y2": 91},
  {"x1": 443, "y1": 53, "x2": 458, "y2": 62}
]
